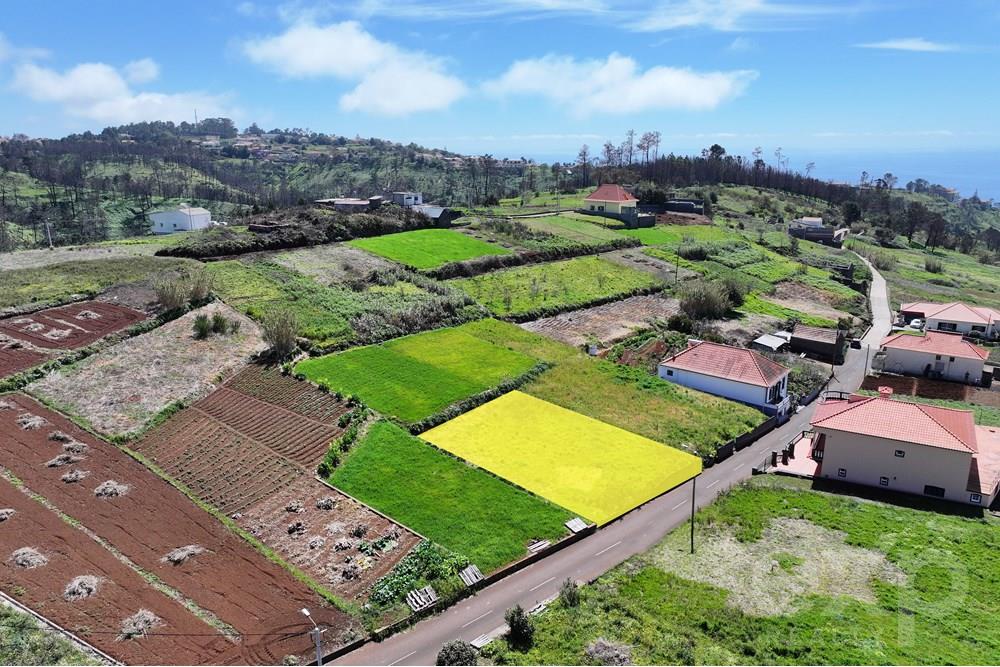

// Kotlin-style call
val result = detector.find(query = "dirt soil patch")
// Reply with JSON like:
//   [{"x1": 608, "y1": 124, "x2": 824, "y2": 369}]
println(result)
[
  {"x1": 860, "y1": 375, "x2": 969, "y2": 401},
  {"x1": 270, "y1": 244, "x2": 397, "y2": 286},
  {"x1": 29, "y1": 302, "x2": 264, "y2": 437},
  {"x1": 771, "y1": 283, "x2": 851, "y2": 322},
  {"x1": 0, "y1": 244, "x2": 167, "y2": 272},
  {"x1": 521, "y1": 295, "x2": 679, "y2": 347},
  {"x1": 0, "y1": 393, "x2": 357, "y2": 663},
  {"x1": 652, "y1": 518, "x2": 906, "y2": 616},
  {"x1": 0, "y1": 301, "x2": 147, "y2": 350},
  {"x1": 601, "y1": 248, "x2": 697, "y2": 282},
  {"x1": 238, "y1": 478, "x2": 419, "y2": 601},
  {"x1": 0, "y1": 336, "x2": 49, "y2": 380}
]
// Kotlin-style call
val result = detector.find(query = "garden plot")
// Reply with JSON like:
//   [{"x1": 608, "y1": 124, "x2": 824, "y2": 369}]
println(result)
[
  {"x1": 331, "y1": 421, "x2": 572, "y2": 573},
  {"x1": 348, "y1": 228, "x2": 511, "y2": 270},
  {"x1": 769, "y1": 282, "x2": 852, "y2": 323},
  {"x1": 237, "y1": 477, "x2": 420, "y2": 600},
  {"x1": 271, "y1": 244, "x2": 397, "y2": 285},
  {"x1": 0, "y1": 477, "x2": 242, "y2": 666},
  {"x1": 521, "y1": 294, "x2": 679, "y2": 347},
  {"x1": 0, "y1": 336, "x2": 49, "y2": 380},
  {"x1": 0, "y1": 394, "x2": 358, "y2": 663},
  {"x1": 29, "y1": 302, "x2": 264, "y2": 437},
  {"x1": 296, "y1": 327, "x2": 538, "y2": 424},
  {"x1": 0, "y1": 301, "x2": 147, "y2": 350},
  {"x1": 519, "y1": 215, "x2": 625, "y2": 243},
  {"x1": 422, "y1": 391, "x2": 702, "y2": 525}
]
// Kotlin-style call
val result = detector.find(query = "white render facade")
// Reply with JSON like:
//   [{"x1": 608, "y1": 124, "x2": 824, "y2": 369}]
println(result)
[
  {"x1": 879, "y1": 346, "x2": 985, "y2": 384},
  {"x1": 657, "y1": 363, "x2": 790, "y2": 415},
  {"x1": 927, "y1": 316, "x2": 1000, "y2": 339},
  {"x1": 150, "y1": 206, "x2": 212, "y2": 234}
]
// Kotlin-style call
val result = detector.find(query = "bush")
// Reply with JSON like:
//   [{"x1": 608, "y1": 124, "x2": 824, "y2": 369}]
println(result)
[
  {"x1": 211, "y1": 312, "x2": 229, "y2": 333},
  {"x1": 436, "y1": 640, "x2": 477, "y2": 666},
  {"x1": 504, "y1": 605, "x2": 535, "y2": 650},
  {"x1": 718, "y1": 274, "x2": 750, "y2": 307},
  {"x1": 558, "y1": 578, "x2": 580, "y2": 607},
  {"x1": 262, "y1": 309, "x2": 299, "y2": 358},
  {"x1": 677, "y1": 244, "x2": 710, "y2": 261},
  {"x1": 925, "y1": 256, "x2": 944, "y2": 274},
  {"x1": 192, "y1": 314, "x2": 211, "y2": 340},
  {"x1": 155, "y1": 278, "x2": 189, "y2": 311},
  {"x1": 679, "y1": 282, "x2": 732, "y2": 320},
  {"x1": 189, "y1": 269, "x2": 214, "y2": 302},
  {"x1": 666, "y1": 313, "x2": 694, "y2": 334}
]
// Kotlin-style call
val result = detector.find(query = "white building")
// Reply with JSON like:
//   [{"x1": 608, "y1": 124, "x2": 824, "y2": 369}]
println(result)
[
  {"x1": 658, "y1": 341, "x2": 791, "y2": 416},
  {"x1": 388, "y1": 192, "x2": 423, "y2": 207},
  {"x1": 150, "y1": 205, "x2": 212, "y2": 234},
  {"x1": 899, "y1": 301, "x2": 1000, "y2": 340},
  {"x1": 584, "y1": 184, "x2": 638, "y2": 215},
  {"x1": 790, "y1": 216, "x2": 824, "y2": 228},
  {"x1": 878, "y1": 331, "x2": 988, "y2": 384},
  {"x1": 811, "y1": 388, "x2": 1000, "y2": 506}
]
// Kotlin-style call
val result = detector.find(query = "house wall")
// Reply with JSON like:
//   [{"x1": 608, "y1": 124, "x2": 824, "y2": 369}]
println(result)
[
  {"x1": 656, "y1": 364, "x2": 788, "y2": 412},
  {"x1": 150, "y1": 210, "x2": 211, "y2": 234},
  {"x1": 586, "y1": 200, "x2": 636, "y2": 215},
  {"x1": 881, "y1": 347, "x2": 984, "y2": 384},
  {"x1": 817, "y1": 428, "x2": 976, "y2": 504},
  {"x1": 926, "y1": 317, "x2": 999, "y2": 339}
]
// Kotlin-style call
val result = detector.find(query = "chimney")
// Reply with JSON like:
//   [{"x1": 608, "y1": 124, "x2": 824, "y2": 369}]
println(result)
[
  {"x1": 878, "y1": 386, "x2": 894, "y2": 399},
  {"x1": 687, "y1": 338, "x2": 702, "y2": 349}
]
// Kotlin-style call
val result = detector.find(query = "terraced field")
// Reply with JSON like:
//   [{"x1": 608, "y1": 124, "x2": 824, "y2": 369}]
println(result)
[
  {"x1": 348, "y1": 228, "x2": 511, "y2": 269},
  {"x1": 0, "y1": 301, "x2": 147, "y2": 350},
  {"x1": 521, "y1": 294, "x2": 679, "y2": 347},
  {"x1": 0, "y1": 338, "x2": 48, "y2": 380}
]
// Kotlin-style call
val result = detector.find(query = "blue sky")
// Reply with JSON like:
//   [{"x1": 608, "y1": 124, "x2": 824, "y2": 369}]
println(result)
[{"x1": 2, "y1": 0, "x2": 999, "y2": 176}]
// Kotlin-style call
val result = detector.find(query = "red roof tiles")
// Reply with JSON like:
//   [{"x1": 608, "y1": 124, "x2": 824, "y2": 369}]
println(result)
[
  {"x1": 660, "y1": 341, "x2": 788, "y2": 387},
  {"x1": 880, "y1": 330, "x2": 989, "y2": 361},
  {"x1": 900, "y1": 301, "x2": 1000, "y2": 325},
  {"x1": 584, "y1": 184, "x2": 636, "y2": 203}
]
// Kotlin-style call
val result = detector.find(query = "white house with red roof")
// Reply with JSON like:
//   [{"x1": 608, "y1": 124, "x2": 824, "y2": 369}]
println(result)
[
  {"x1": 899, "y1": 301, "x2": 1000, "y2": 339},
  {"x1": 810, "y1": 388, "x2": 1000, "y2": 506},
  {"x1": 658, "y1": 341, "x2": 790, "y2": 416},
  {"x1": 584, "y1": 184, "x2": 637, "y2": 215},
  {"x1": 878, "y1": 330, "x2": 989, "y2": 384}
]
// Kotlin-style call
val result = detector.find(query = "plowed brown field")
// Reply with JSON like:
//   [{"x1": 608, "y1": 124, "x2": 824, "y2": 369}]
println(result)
[
  {"x1": 0, "y1": 301, "x2": 146, "y2": 350},
  {"x1": 0, "y1": 393, "x2": 357, "y2": 664},
  {"x1": 521, "y1": 294, "x2": 679, "y2": 347},
  {"x1": 0, "y1": 337, "x2": 48, "y2": 379}
]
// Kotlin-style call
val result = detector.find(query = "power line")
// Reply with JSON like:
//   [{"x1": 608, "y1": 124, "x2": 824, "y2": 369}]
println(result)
[{"x1": 0, "y1": 621, "x2": 311, "y2": 637}]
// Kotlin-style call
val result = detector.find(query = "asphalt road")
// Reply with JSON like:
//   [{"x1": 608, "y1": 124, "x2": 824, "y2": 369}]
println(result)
[{"x1": 335, "y1": 260, "x2": 892, "y2": 667}]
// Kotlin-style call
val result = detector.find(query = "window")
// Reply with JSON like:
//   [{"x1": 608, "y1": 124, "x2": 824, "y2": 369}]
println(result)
[
  {"x1": 972, "y1": 325, "x2": 986, "y2": 332},
  {"x1": 935, "y1": 355, "x2": 942, "y2": 361},
  {"x1": 949, "y1": 357, "x2": 955, "y2": 362},
  {"x1": 923, "y1": 485, "x2": 946, "y2": 498},
  {"x1": 894, "y1": 449, "x2": 905, "y2": 458},
  {"x1": 938, "y1": 322, "x2": 957, "y2": 332},
  {"x1": 970, "y1": 493, "x2": 983, "y2": 504},
  {"x1": 837, "y1": 468, "x2": 847, "y2": 478},
  {"x1": 665, "y1": 369, "x2": 674, "y2": 376},
  {"x1": 879, "y1": 476, "x2": 889, "y2": 486}
]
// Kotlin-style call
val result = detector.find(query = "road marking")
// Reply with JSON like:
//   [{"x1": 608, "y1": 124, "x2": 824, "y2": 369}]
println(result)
[
  {"x1": 671, "y1": 500, "x2": 687, "y2": 511},
  {"x1": 593, "y1": 540, "x2": 622, "y2": 556},
  {"x1": 706, "y1": 479, "x2": 720, "y2": 489},
  {"x1": 387, "y1": 651, "x2": 416, "y2": 666},
  {"x1": 734, "y1": 463, "x2": 746, "y2": 470},
  {"x1": 461, "y1": 610, "x2": 493, "y2": 628},
  {"x1": 529, "y1": 576, "x2": 555, "y2": 592}
]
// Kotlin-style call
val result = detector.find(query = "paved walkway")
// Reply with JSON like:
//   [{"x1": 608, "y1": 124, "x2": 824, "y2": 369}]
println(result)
[{"x1": 334, "y1": 260, "x2": 892, "y2": 667}]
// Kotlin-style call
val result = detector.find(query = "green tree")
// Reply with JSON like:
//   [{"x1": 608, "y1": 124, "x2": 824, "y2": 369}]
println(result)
[
  {"x1": 505, "y1": 605, "x2": 535, "y2": 650},
  {"x1": 436, "y1": 640, "x2": 477, "y2": 666}
]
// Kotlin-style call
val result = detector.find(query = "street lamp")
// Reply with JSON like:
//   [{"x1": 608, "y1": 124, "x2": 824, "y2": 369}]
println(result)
[{"x1": 301, "y1": 608, "x2": 326, "y2": 666}]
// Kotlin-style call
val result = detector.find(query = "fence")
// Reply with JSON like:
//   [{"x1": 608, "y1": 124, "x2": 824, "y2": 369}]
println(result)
[{"x1": 708, "y1": 414, "x2": 779, "y2": 465}]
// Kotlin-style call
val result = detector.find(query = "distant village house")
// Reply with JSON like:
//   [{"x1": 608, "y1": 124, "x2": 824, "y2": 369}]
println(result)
[
  {"x1": 899, "y1": 301, "x2": 1000, "y2": 340},
  {"x1": 150, "y1": 204, "x2": 213, "y2": 234},
  {"x1": 877, "y1": 330, "x2": 989, "y2": 385},
  {"x1": 584, "y1": 184, "x2": 637, "y2": 215}
]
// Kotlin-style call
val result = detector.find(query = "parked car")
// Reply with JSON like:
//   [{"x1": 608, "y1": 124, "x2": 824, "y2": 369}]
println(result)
[{"x1": 909, "y1": 318, "x2": 924, "y2": 330}]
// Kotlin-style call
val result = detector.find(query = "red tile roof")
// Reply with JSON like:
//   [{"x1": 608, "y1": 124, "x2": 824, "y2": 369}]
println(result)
[
  {"x1": 811, "y1": 394, "x2": 978, "y2": 453},
  {"x1": 899, "y1": 301, "x2": 1000, "y2": 325},
  {"x1": 968, "y1": 426, "x2": 1000, "y2": 495},
  {"x1": 585, "y1": 184, "x2": 637, "y2": 203},
  {"x1": 660, "y1": 341, "x2": 788, "y2": 387},
  {"x1": 880, "y1": 330, "x2": 989, "y2": 361}
]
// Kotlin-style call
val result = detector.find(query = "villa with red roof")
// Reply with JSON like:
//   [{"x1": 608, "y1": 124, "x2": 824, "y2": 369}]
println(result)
[
  {"x1": 658, "y1": 341, "x2": 791, "y2": 416},
  {"x1": 878, "y1": 330, "x2": 989, "y2": 384},
  {"x1": 584, "y1": 184, "x2": 637, "y2": 215},
  {"x1": 809, "y1": 387, "x2": 1000, "y2": 507},
  {"x1": 899, "y1": 301, "x2": 1000, "y2": 339}
]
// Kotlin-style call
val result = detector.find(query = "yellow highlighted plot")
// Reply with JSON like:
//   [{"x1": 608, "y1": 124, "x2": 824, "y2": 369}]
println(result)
[{"x1": 421, "y1": 391, "x2": 702, "y2": 525}]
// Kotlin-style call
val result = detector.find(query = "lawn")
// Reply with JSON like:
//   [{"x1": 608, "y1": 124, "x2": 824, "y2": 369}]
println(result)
[
  {"x1": 618, "y1": 223, "x2": 740, "y2": 247},
  {"x1": 458, "y1": 320, "x2": 765, "y2": 458},
  {"x1": 0, "y1": 256, "x2": 197, "y2": 310},
  {"x1": 447, "y1": 256, "x2": 663, "y2": 319},
  {"x1": 348, "y1": 228, "x2": 511, "y2": 269},
  {"x1": 294, "y1": 327, "x2": 538, "y2": 423},
  {"x1": 330, "y1": 421, "x2": 572, "y2": 572},
  {"x1": 489, "y1": 476, "x2": 1000, "y2": 665},
  {"x1": 422, "y1": 391, "x2": 702, "y2": 525}
]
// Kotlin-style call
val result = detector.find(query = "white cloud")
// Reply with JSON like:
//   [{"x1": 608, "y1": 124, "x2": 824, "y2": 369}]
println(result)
[
  {"x1": 123, "y1": 57, "x2": 160, "y2": 84},
  {"x1": 854, "y1": 37, "x2": 959, "y2": 53},
  {"x1": 0, "y1": 32, "x2": 50, "y2": 62},
  {"x1": 11, "y1": 61, "x2": 233, "y2": 125},
  {"x1": 483, "y1": 53, "x2": 757, "y2": 115},
  {"x1": 637, "y1": 0, "x2": 845, "y2": 32},
  {"x1": 242, "y1": 21, "x2": 467, "y2": 115}
]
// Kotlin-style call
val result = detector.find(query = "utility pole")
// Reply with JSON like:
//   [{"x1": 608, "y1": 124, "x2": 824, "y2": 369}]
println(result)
[
  {"x1": 301, "y1": 608, "x2": 326, "y2": 666},
  {"x1": 689, "y1": 475, "x2": 697, "y2": 554}
]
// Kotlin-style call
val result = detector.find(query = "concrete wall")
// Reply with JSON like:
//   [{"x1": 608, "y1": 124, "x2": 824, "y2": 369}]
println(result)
[
  {"x1": 881, "y1": 347, "x2": 984, "y2": 384},
  {"x1": 927, "y1": 317, "x2": 999, "y2": 339},
  {"x1": 817, "y1": 428, "x2": 976, "y2": 504},
  {"x1": 657, "y1": 364, "x2": 788, "y2": 412}
]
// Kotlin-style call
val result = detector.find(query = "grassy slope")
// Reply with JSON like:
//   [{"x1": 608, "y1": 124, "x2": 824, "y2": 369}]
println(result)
[
  {"x1": 491, "y1": 477, "x2": 1000, "y2": 665},
  {"x1": 448, "y1": 256, "x2": 662, "y2": 318},
  {"x1": 348, "y1": 229, "x2": 511, "y2": 269},
  {"x1": 520, "y1": 216, "x2": 624, "y2": 242},
  {"x1": 330, "y1": 421, "x2": 571, "y2": 572},
  {"x1": 0, "y1": 605, "x2": 99, "y2": 666},
  {"x1": 459, "y1": 320, "x2": 763, "y2": 457},
  {"x1": 295, "y1": 327, "x2": 537, "y2": 423}
]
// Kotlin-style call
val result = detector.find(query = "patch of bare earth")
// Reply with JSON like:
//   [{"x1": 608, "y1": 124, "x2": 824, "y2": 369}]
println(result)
[
  {"x1": 270, "y1": 244, "x2": 397, "y2": 286},
  {"x1": 28, "y1": 302, "x2": 264, "y2": 437},
  {"x1": 0, "y1": 244, "x2": 164, "y2": 271},
  {"x1": 771, "y1": 282, "x2": 852, "y2": 322},
  {"x1": 703, "y1": 313, "x2": 784, "y2": 347},
  {"x1": 601, "y1": 249, "x2": 698, "y2": 282},
  {"x1": 521, "y1": 295, "x2": 679, "y2": 347},
  {"x1": 653, "y1": 518, "x2": 906, "y2": 616}
]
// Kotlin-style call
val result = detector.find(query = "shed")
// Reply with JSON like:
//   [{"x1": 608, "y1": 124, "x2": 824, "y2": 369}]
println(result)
[
  {"x1": 752, "y1": 333, "x2": 789, "y2": 354},
  {"x1": 790, "y1": 324, "x2": 847, "y2": 364},
  {"x1": 150, "y1": 205, "x2": 212, "y2": 234}
]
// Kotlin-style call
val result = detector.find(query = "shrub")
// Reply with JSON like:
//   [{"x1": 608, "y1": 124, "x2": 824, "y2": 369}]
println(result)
[
  {"x1": 262, "y1": 309, "x2": 299, "y2": 358},
  {"x1": 504, "y1": 605, "x2": 535, "y2": 650},
  {"x1": 677, "y1": 244, "x2": 710, "y2": 261},
  {"x1": 718, "y1": 274, "x2": 750, "y2": 307},
  {"x1": 193, "y1": 314, "x2": 212, "y2": 340},
  {"x1": 211, "y1": 312, "x2": 229, "y2": 334},
  {"x1": 666, "y1": 313, "x2": 693, "y2": 334},
  {"x1": 679, "y1": 282, "x2": 732, "y2": 320},
  {"x1": 924, "y1": 256, "x2": 944, "y2": 273},
  {"x1": 189, "y1": 269, "x2": 214, "y2": 302},
  {"x1": 558, "y1": 578, "x2": 580, "y2": 607},
  {"x1": 436, "y1": 640, "x2": 478, "y2": 666},
  {"x1": 155, "y1": 278, "x2": 189, "y2": 311}
]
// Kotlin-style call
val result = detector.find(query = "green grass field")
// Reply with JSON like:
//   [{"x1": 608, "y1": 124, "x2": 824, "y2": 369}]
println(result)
[
  {"x1": 488, "y1": 476, "x2": 1000, "y2": 665},
  {"x1": 295, "y1": 327, "x2": 537, "y2": 423},
  {"x1": 519, "y1": 215, "x2": 624, "y2": 243},
  {"x1": 348, "y1": 228, "x2": 511, "y2": 269},
  {"x1": 330, "y1": 421, "x2": 572, "y2": 572},
  {"x1": 458, "y1": 320, "x2": 764, "y2": 457},
  {"x1": 447, "y1": 256, "x2": 663, "y2": 318},
  {"x1": 619, "y1": 223, "x2": 741, "y2": 246}
]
